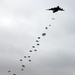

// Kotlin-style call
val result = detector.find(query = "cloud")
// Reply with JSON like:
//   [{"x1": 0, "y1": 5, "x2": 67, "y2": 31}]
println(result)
[{"x1": 0, "y1": 0, "x2": 75, "y2": 75}]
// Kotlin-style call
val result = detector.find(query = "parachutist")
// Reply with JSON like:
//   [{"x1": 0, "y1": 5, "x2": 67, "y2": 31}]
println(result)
[
  {"x1": 21, "y1": 69, "x2": 24, "y2": 71},
  {"x1": 38, "y1": 37, "x2": 40, "y2": 39},
  {"x1": 36, "y1": 40, "x2": 39, "y2": 42},
  {"x1": 34, "y1": 49, "x2": 37, "y2": 51},
  {"x1": 42, "y1": 33, "x2": 46, "y2": 36},
  {"x1": 20, "y1": 59, "x2": 22, "y2": 61},
  {"x1": 49, "y1": 25, "x2": 51, "y2": 26},
  {"x1": 29, "y1": 60, "x2": 31, "y2": 62},
  {"x1": 32, "y1": 46, "x2": 35, "y2": 48},
  {"x1": 28, "y1": 56, "x2": 30, "y2": 58},
  {"x1": 22, "y1": 65, "x2": 25, "y2": 67},
  {"x1": 29, "y1": 50, "x2": 32, "y2": 52},
  {"x1": 24, "y1": 56, "x2": 26, "y2": 58},
  {"x1": 45, "y1": 27, "x2": 48, "y2": 29},
  {"x1": 8, "y1": 71, "x2": 10, "y2": 72},
  {"x1": 37, "y1": 44, "x2": 40, "y2": 46}
]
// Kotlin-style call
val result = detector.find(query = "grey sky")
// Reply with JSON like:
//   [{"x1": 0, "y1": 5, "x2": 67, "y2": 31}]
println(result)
[{"x1": 0, "y1": 0, "x2": 75, "y2": 75}]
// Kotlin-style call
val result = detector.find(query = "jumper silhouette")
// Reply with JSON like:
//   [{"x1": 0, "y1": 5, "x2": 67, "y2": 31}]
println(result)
[
  {"x1": 22, "y1": 65, "x2": 25, "y2": 67},
  {"x1": 8, "y1": 71, "x2": 10, "y2": 72},
  {"x1": 21, "y1": 69, "x2": 24, "y2": 71}
]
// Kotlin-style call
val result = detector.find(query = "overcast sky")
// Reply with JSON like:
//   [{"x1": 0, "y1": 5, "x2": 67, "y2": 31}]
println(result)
[{"x1": 0, "y1": 0, "x2": 75, "y2": 75}]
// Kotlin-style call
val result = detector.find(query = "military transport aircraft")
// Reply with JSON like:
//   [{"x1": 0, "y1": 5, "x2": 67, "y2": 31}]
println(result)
[{"x1": 46, "y1": 6, "x2": 64, "y2": 13}]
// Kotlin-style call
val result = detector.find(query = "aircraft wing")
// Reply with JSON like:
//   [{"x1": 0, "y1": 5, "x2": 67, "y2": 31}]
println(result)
[{"x1": 46, "y1": 8, "x2": 54, "y2": 10}]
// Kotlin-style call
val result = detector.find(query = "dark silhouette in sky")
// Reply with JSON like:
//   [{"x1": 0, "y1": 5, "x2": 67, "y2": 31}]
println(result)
[
  {"x1": 42, "y1": 33, "x2": 46, "y2": 36},
  {"x1": 38, "y1": 37, "x2": 40, "y2": 39},
  {"x1": 29, "y1": 60, "x2": 31, "y2": 62},
  {"x1": 22, "y1": 65, "x2": 25, "y2": 67},
  {"x1": 36, "y1": 40, "x2": 39, "y2": 42},
  {"x1": 32, "y1": 46, "x2": 35, "y2": 48},
  {"x1": 29, "y1": 50, "x2": 32, "y2": 52},
  {"x1": 8, "y1": 71, "x2": 10, "y2": 72},
  {"x1": 37, "y1": 43, "x2": 40, "y2": 45},
  {"x1": 24, "y1": 56, "x2": 26, "y2": 58},
  {"x1": 45, "y1": 27, "x2": 48, "y2": 29},
  {"x1": 46, "y1": 6, "x2": 64, "y2": 13},
  {"x1": 49, "y1": 25, "x2": 51, "y2": 26},
  {"x1": 34, "y1": 49, "x2": 37, "y2": 51},
  {"x1": 20, "y1": 59, "x2": 22, "y2": 61},
  {"x1": 21, "y1": 69, "x2": 24, "y2": 71},
  {"x1": 28, "y1": 56, "x2": 30, "y2": 58}
]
